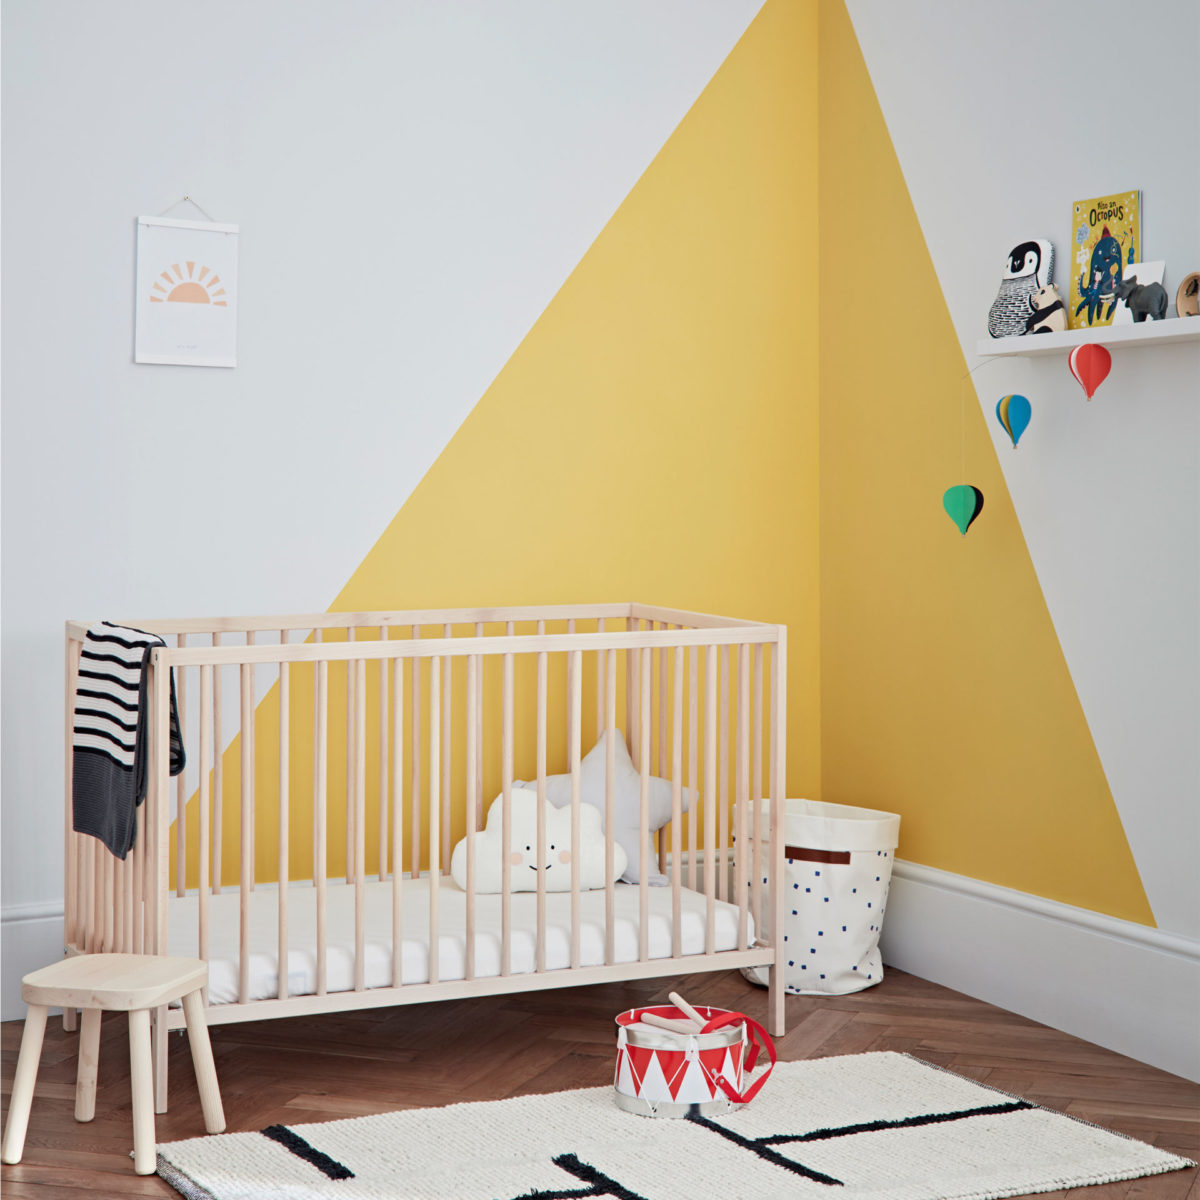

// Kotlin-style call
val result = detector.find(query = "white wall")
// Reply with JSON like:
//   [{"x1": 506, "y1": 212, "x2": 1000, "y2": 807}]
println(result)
[
  {"x1": 847, "y1": 0, "x2": 1200, "y2": 939},
  {"x1": 0, "y1": 0, "x2": 761, "y2": 1011}
]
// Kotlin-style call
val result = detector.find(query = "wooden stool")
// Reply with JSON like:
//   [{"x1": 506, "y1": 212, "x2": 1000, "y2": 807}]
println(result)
[{"x1": 1, "y1": 954, "x2": 225, "y2": 1175}]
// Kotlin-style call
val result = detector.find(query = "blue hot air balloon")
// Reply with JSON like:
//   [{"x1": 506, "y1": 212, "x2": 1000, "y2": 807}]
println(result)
[{"x1": 995, "y1": 394, "x2": 1031, "y2": 448}]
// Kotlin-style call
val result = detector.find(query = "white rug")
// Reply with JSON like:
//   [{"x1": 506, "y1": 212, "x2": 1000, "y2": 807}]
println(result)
[{"x1": 157, "y1": 1051, "x2": 1191, "y2": 1200}]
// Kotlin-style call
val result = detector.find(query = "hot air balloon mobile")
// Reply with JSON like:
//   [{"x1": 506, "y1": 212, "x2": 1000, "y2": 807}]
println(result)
[
  {"x1": 943, "y1": 485, "x2": 984, "y2": 536},
  {"x1": 1068, "y1": 343, "x2": 1111, "y2": 400},
  {"x1": 995, "y1": 394, "x2": 1031, "y2": 448}
]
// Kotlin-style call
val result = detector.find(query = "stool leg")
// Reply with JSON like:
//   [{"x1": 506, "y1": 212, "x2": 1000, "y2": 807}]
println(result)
[
  {"x1": 2, "y1": 1004, "x2": 49, "y2": 1165},
  {"x1": 63, "y1": 1007, "x2": 79, "y2": 1033},
  {"x1": 182, "y1": 990, "x2": 225, "y2": 1133},
  {"x1": 75, "y1": 1009, "x2": 102, "y2": 1122},
  {"x1": 128, "y1": 1009, "x2": 156, "y2": 1175}
]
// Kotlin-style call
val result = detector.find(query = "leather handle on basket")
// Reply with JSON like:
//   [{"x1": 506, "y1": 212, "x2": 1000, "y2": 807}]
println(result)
[{"x1": 699, "y1": 1011, "x2": 776, "y2": 1105}]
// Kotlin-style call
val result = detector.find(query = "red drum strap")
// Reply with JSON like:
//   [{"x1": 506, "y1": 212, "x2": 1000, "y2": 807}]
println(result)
[{"x1": 698, "y1": 1011, "x2": 776, "y2": 1105}]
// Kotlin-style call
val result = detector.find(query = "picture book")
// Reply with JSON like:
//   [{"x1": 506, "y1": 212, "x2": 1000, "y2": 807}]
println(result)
[{"x1": 1068, "y1": 190, "x2": 1141, "y2": 329}]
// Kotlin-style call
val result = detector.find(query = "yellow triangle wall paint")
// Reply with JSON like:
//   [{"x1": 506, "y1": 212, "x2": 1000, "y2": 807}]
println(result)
[
  {"x1": 172, "y1": 0, "x2": 822, "y2": 889},
  {"x1": 817, "y1": 3, "x2": 1153, "y2": 924},
  {"x1": 173, "y1": 0, "x2": 1151, "y2": 929}
]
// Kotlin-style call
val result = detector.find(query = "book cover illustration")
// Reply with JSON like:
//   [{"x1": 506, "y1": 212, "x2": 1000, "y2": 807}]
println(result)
[{"x1": 1068, "y1": 191, "x2": 1140, "y2": 329}]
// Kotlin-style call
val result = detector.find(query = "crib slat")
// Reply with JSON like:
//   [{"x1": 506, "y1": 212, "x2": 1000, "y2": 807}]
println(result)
[
  {"x1": 278, "y1": 655, "x2": 290, "y2": 1002},
  {"x1": 604, "y1": 649, "x2": 617, "y2": 965},
  {"x1": 441, "y1": 626, "x2": 452, "y2": 873},
  {"x1": 569, "y1": 649, "x2": 582, "y2": 970},
  {"x1": 719, "y1": 645, "x2": 730, "y2": 903},
  {"x1": 391, "y1": 650, "x2": 404, "y2": 988},
  {"x1": 671, "y1": 645, "x2": 684, "y2": 959},
  {"x1": 535, "y1": 639, "x2": 547, "y2": 974},
  {"x1": 245, "y1": 632, "x2": 256, "y2": 893},
  {"x1": 630, "y1": 633, "x2": 642, "y2": 770},
  {"x1": 688, "y1": 646, "x2": 698, "y2": 892},
  {"x1": 150, "y1": 655, "x2": 172, "y2": 1110},
  {"x1": 239, "y1": 662, "x2": 253, "y2": 1005},
  {"x1": 379, "y1": 627, "x2": 389, "y2": 882},
  {"x1": 501, "y1": 650, "x2": 513, "y2": 976},
  {"x1": 315, "y1": 661, "x2": 329, "y2": 996},
  {"x1": 657, "y1": 630, "x2": 669, "y2": 878},
  {"x1": 102, "y1": 848, "x2": 113, "y2": 952},
  {"x1": 410, "y1": 628, "x2": 421, "y2": 879},
  {"x1": 312, "y1": 628, "x2": 322, "y2": 888},
  {"x1": 113, "y1": 853, "x2": 127, "y2": 955},
  {"x1": 175, "y1": 634, "x2": 187, "y2": 897},
  {"x1": 736, "y1": 645, "x2": 750, "y2": 950},
  {"x1": 752, "y1": 644, "x2": 764, "y2": 936},
  {"x1": 625, "y1": 619, "x2": 634, "y2": 758},
  {"x1": 198, "y1": 666, "x2": 212, "y2": 998},
  {"x1": 354, "y1": 657, "x2": 367, "y2": 991},
  {"x1": 465, "y1": 652, "x2": 478, "y2": 981},
  {"x1": 212, "y1": 635, "x2": 223, "y2": 894},
  {"x1": 769, "y1": 635, "x2": 787, "y2": 1035},
  {"x1": 345, "y1": 633, "x2": 355, "y2": 884},
  {"x1": 474, "y1": 623, "x2": 484, "y2": 829},
  {"x1": 132, "y1": 795, "x2": 144, "y2": 953},
  {"x1": 638, "y1": 648, "x2": 651, "y2": 962},
  {"x1": 596, "y1": 618, "x2": 606, "y2": 741},
  {"x1": 65, "y1": 635, "x2": 80, "y2": 961},
  {"x1": 428, "y1": 657, "x2": 441, "y2": 986},
  {"x1": 704, "y1": 644, "x2": 717, "y2": 955}
]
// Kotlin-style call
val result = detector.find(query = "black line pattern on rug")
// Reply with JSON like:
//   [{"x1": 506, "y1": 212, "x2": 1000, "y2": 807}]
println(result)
[
  {"x1": 758, "y1": 1099, "x2": 1033, "y2": 1145},
  {"x1": 685, "y1": 1113, "x2": 844, "y2": 1186},
  {"x1": 686, "y1": 1099, "x2": 1034, "y2": 1186},
  {"x1": 260, "y1": 1125, "x2": 355, "y2": 1180},
  {"x1": 512, "y1": 1152, "x2": 649, "y2": 1200}
]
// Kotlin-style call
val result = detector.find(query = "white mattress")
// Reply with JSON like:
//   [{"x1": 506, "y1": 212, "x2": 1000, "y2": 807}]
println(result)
[{"x1": 167, "y1": 878, "x2": 754, "y2": 1006}]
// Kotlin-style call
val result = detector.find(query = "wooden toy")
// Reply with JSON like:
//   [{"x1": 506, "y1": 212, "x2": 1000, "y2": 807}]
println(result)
[
  {"x1": 1114, "y1": 274, "x2": 1168, "y2": 322},
  {"x1": 1176, "y1": 271, "x2": 1199, "y2": 317},
  {"x1": 1025, "y1": 284, "x2": 1066, "y2": 334}
]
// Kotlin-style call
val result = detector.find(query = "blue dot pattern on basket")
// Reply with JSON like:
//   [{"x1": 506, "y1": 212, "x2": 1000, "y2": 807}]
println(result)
[{"x1": 758, "y1": 838, "x2": 893, "y2": 997}]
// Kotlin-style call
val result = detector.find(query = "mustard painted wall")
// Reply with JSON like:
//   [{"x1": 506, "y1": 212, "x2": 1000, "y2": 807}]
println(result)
[
  {"x1": 816, "y1": 3, "x2": 1152, "y2": 925},
  {"x1": 173, "y1": 0, "x2": 821, "y2": 888}
]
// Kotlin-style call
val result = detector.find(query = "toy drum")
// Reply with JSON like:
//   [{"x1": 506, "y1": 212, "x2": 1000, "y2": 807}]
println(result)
[{"x1": 613, "y1": 1005, "x2": 775, "y2": 1118}]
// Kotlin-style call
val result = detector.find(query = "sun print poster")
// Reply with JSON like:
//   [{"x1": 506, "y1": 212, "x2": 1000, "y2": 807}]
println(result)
[
  {"x1": 135, "y1": 216, "x2": 238, "y2": 366},
  {"x1": 1067, "y1": 191, "x2": 1140, "y2": 330}
]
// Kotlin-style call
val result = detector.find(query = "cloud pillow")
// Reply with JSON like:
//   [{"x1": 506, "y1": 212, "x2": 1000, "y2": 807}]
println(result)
[
  {"x1": 515, "y1": 729, "x2": 695, "y2": 887},
  {"x1": 450, "y1": 788, "x2": 626, "y2": 893}
]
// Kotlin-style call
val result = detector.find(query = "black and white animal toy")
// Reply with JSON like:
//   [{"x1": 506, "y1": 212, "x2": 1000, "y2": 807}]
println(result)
[
  {"x1": 1114, "y1": 274, "x2": 1168, "y2": 322},
  {"x1": 1025, "y1": 284, "x2": 1066, "y2": 334},
  {"x1": 988, "y1": 240, "x2": 1055, "y2": 338}
]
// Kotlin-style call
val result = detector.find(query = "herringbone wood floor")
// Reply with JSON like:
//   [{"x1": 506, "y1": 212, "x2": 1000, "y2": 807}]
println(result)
[{"x1": 1, "y1": 968, "x2": 1196, "y2": 1198}]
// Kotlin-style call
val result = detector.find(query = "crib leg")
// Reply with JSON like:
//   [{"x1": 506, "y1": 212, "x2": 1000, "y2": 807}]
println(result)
[
  {"x1": 152, "y1": 1005, "x2": 168, "y2": 1115},
  {"x1": 768, "y1": 961, "x2": 786, "y2": 1038}
]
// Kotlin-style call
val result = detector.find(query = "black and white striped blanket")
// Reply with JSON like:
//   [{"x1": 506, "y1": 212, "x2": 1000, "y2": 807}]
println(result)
[{"x1": 72, "y1": 622, "x2": 185, "y2": 859}]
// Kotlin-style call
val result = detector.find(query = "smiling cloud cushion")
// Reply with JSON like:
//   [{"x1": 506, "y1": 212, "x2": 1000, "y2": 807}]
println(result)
[
  {"x1": 515, "y1": 729, "x2": 696, "y2": 887},
  {"x1": 450, "y1": 788, "x2": 626, "y2": 893}
]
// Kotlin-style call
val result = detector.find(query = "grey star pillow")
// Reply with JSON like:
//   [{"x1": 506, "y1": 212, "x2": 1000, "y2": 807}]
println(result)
[{"x1": 515, "y1": 729, "x2": 695, "y2": 885}]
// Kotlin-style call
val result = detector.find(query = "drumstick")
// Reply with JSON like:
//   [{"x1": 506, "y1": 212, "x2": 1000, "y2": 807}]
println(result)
[
  {"x1": 668, "y1": 991, "x2": 707, "y2": 1029},
  {"x1": 639, "y1": 1012, "x2": 703, "y2": 1036}
]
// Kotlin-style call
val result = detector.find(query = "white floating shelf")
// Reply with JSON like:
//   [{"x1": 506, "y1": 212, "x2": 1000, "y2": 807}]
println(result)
[{"x1": 976, "y1": 318, "x2": 1200, "y2": 358}]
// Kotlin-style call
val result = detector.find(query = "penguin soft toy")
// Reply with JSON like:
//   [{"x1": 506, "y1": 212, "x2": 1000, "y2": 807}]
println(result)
[{"x1": 988, "y1": 240, "x2": 1054, "y2": 338}]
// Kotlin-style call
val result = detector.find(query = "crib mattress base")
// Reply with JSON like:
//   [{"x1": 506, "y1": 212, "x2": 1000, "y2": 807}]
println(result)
[{"x1": 166, "y1": 877, "x2": 756, "y2": 1007}]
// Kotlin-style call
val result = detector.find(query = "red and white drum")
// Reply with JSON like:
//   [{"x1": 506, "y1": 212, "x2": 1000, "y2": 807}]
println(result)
[{"x1": 613, "y1": 1005, "x2": 774, "y2": 1118}]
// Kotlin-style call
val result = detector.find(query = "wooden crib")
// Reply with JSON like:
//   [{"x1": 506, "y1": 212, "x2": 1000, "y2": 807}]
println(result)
[{"x1": 62, "y1": 603, "x2": 787, "y2": 1111}]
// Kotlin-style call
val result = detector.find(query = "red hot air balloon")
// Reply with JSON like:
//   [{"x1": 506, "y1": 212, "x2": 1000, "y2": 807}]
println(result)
[{"x1": 1068, "y1": 343, "x2": 1112, "y2": 400}]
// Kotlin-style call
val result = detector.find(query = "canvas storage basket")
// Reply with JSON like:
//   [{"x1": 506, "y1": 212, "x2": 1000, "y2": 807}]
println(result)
[{"x1": 739, "y1": 798, "x2": 900, "y2": 996}]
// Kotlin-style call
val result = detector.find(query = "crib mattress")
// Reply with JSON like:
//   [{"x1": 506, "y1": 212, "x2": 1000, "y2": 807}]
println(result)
[{"x1": 167, "y1": 877, "x2": 755, "y2": 1006}]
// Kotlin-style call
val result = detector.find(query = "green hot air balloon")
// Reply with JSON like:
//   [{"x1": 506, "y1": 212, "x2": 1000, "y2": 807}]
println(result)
[{"x1": 943, "y1": 485, "x2": 984, "y2": 535}]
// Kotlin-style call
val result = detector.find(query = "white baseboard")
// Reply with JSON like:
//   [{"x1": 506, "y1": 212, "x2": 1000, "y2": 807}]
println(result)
[
  {"x1": 880, "y1": 859, "x2": 1200, "y2": 1083},
  {"x1": 2, "y1": 901, "x2": 66, "y2": 1022}
]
